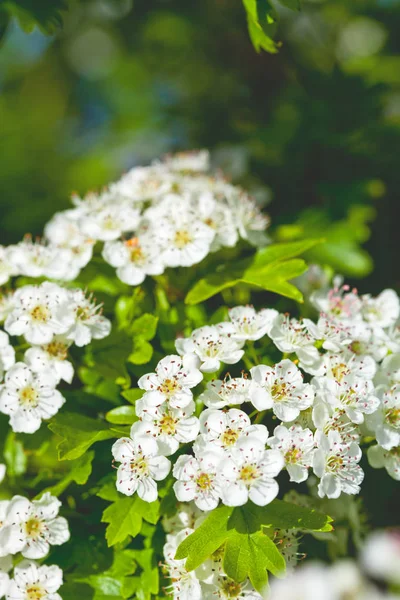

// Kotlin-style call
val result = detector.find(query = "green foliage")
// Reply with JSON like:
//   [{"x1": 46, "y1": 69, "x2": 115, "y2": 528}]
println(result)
[
  {"x1": 48, "y1": 413, "x2": 119, "y2": 460},
  {"x1": 186, "y1": 239, "x2": 322, "y2": 305},
  {"x1": 105, "y1": 406, "x2": 137, "y2": 425},
  {"x1": 102, "y1": 496, "x2": 160, "y2": 547},
  {"x1": 3, "y1": 431, "x2": 27, "y2": 476},
  {"x1": 242, "y1": 0, "x2": 301, "y2": 54},
  {"x1": 128, "y1": 314, "x2": 158, "y2": 365},
  {"x1": 176, "y1": 500, "x2": 332, "y2": 591},
  {"x1": 40, "y1": 451, "x2": 95, "y2": 496}
]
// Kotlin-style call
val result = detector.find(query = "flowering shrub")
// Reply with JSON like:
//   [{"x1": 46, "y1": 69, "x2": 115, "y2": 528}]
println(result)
[{"x1": 0, "y1": 151, "x2": 399, "y2": 599}]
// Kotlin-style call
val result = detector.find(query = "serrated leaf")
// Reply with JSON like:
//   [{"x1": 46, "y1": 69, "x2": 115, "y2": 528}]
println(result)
[
  {"x1": 249, "y1": 499, "x2": 334, "y2": 532},
  {"x1": 102, "y1": 497, "x2": 160, "y2": 546},
  {"x1": 48, "y1": 413, "x2": 118, "y2": 461},
  {"x1": 185, "y1": 240, "x2": 322, "y2": 305},
  {"x1": 102, "y1": 497, "x2": 143, "y2": 546},
  {"x1": 105, "y1": 406, "x2": 137, "y2": 425}
]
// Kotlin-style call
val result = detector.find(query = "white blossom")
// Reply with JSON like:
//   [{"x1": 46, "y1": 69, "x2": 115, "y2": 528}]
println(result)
[
  {"x1": 201, "y1": 575, "x2": 263, "y2": 600},
  {"x1": 361, "y1": 530, "x2": 400, "y2": 586},
  {"x1": 313, "y1": 430, "x2": 363, "y2": 498},
  {"x1": 268, "y1": 424, "x2": 315, "y2": 483},
  {"x1": 0, "y1": 247, "x2": 17, "y2": 287},
  {"x1": 112, "y1": 435, "x2": 171, "y2": 501},
  {"x1": 6, "y1": 561, "x2": 63, "y2": 600},
  {"x1": 199, "y1": 375, "x2": 252, "y2": 409},
  {"x1": 218, "y1": 306, "x2": 278, "y2": 341},
  {"x1": 195, "y1": 408, "x2": 268, "y2": 455},
  {"x1": 176, "y1": 326, "x2": 244, "y2": 373},
  {"x1": 0, "y1": 332, "x2": 15, "y2": 382},
  {"x1": 65, "y1": 289, "x2": 111, "y2": 347},
  {"x1": 5, "y1": 283, "x2": 74, "y2": 345},
  {"x1": 24, "y1": 337, "x2": 74, "y2": 384},
  {"x1": 102, "y1": 236, "x2": 164, "y2": 285},
  {"x1": 132, "y1": 402, "x2": 200, "y2": 456},
  {"x1": 366, "y1": 385, "x2": 400, "y2": 449},
  {"x1": 0, "y1": 493, "x2": 69, "y2": 559},
  {"x1": 361, "y1": 289, "x2": 399, "y2": 329},
  {"x1": 173, "y1": 452, "x2": 223, "y2": 511},
  {"x1": 0, "y1": 363, "x2": 65, "y2": 434},
  {"x1": 367, "y1": 444, "x2": 400, "y2": 481},
  {"x1": 163, "y1": 529, "x2": 203, "y2": 600},
  {"x1": 138, "y1": 354, "x2": 203, "y2": 410},
  {"x1": 250, "y1": 360, "x2": 314, "y2": 421},
  {"x1": 219, "y1": 437, "x2": 283, "y2": 507}
]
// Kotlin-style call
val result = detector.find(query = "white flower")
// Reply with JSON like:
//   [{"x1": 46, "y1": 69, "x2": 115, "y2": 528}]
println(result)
[
  {"x1": 5, "y1": 283, "x2": 74, "y2": 345},
  {"x1": 0, "y1": 293, "x2": 15, "y2": 325},
  {"x1": 195, "y1": 193, "x2": 238, "y2": 252},
  {"x1": 112, "y1": 435, "x2": 171, "y2": 501},
  {"x1": 8, "y1": 238, "x2": 82, "y2": 282},
  {"x1": 132, "y1": 403, "x2": 200, "y2": 456},
  {"x1": 367, "y1": 444, "x2": 400, "y2": 481},
  {"x1": 375, "y1": 353, "x2": 400, "y2": 389},
  {"x1": 6, "y1": 560, "x2": 63, "y2": 600},
  {"x1": 102, "y1": 236, "x2": 164, "y2": 285},
  {"x1": 220, "y1": 438, "x2": 283, "y2": 507},
  {"x1": 310, "y1": 283, "x2": 362, "y2": 322},
  {"x1": 79, "y1": 197, "x2": 140, "y2": 241},
  {"x1": 176, "y1": 326, "x2": 244, "y2": 373},
  {"x1": 199, "y1": 375, "x2": 252, "y2": 409},
  {"x1": 109, "y1": 164, "x2": 174, "y2": 202},
  {"x1": 0, "y1": 493, "x2": 69, "y2": 559},
  {"x1": 157, "y1": 202, "x2": 215, "y2": 268},
  {"x1": 366, "y1": 385, "x2": 400, "y2": 449},
  {"x1": 268, "y1": 425, "x2": 315, "y2": 483},
  {"x1": 313, "y1": 373, "x2": 379, "y2": 425},
  {"x1": 0, "y1": 332, "x2": 15, "y2": 382},
  {"x1": 162, "y1": 150, "x2": 210, "y2": 173},
  {"x1": 218, "y1": 306, "x2": 278, "y2": 341},
  {"x1": 65, "y1": 289, "x2": 111, "y2": 347},
  {"x1": 0, "y1": 247, "x2": 17, "y2": 286},
  {"x1": 313, "y1": 430, "x2": 363, "y2": 498},
  {"x1": 250, "y1": 360, "x2": 314, "y2": 422},
  {"x1": 162, "y1": 502, "x2": 203, "y2": 534},
  {"x1": 173, "y1": 452, "x2": 223, "y2": 511},
  {"x1": 24, "y1": 337, "x2": 74, "y2": 384},
  {"x1": 163, "y1": 529, "x2": 203, "y2": 600},
  {"x1": 195, "y1": 408, "x2": 268, "y2": 454},
  {"x1": 0, "y1": 573, "x2": 9, "y2": 599},
  {"x1": 202, "y1": 575, "x2": 263, "y2": 600},
  {"x1": 361, "y1": 530, "x2": 400, "y2": 586},
  {"x1": 0, "y1": 362, "x2": 65, "y2": 434},
  {"x1": 362, "y1": 289, "x2": 400, "y2": 329},
  {"x1": 138, "y1": 354, "x2": 203, "y2": 410},
  {"x1": 228, "y1": 192, "x2": 270, "y2": 247},
  {"x1": 305, "y1": 315, "x2": 353, "y2": 354},
  {"x1": 269, "y1": 315, "x2": 322, "y2": 372}
]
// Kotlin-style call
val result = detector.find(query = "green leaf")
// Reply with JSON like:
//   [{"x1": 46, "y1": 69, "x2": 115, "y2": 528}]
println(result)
[
  {"x1": 3, "y1": 431, "x2": 27, "y2": 476},
  {"x1": 102, "y1": 497, "x2": 160, "y2": 546},
  {"x1": 243, "y1": 0, "x2": 279, "y2": 54},
  {"x1": 121, "y1": 389, "x2": 144, "y2": 404},
  {"x1": 185, "y1": 240, "x2": 322, "y2": 305},
  {"x1": 105, "y1": 406, "x2": 137, "y2": 425},
  {"x1": 131, "y1": 314, "x2": 158, "y2": 341},
  {"x1": 48, "y1": 413, "x2": 118, "y2": 461},
  {"x1": 128, "y1": 339, "x2": 154, "y2": 364},
  {"x1": 85, "y1": 331, "x2": 131, "y2": 385},
  {"x1": 176, "y1": 500, "x2": 332, "y2": 590},
  {"x1": 248, "y1": 499, "x2": 334, "y2": 532},
  {"x1": 102, "y1": 497, "x2": 143, "y2": 546},
  {"x1": 40, "y1": 452, "x2": 95, "y2": 497},
  {"x1": 224, "y1": 531, "x2": 285, "y2": 591}
]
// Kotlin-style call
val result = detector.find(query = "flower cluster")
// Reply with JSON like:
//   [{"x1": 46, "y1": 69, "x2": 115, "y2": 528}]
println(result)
[
  {"x1": 112, "y1": 284, "x2": 400, "y2": 513},
  {"x1": 0, "y1": 490, "x2": 68, "y2": 600},
  {"x1": 0, "y1": 151, "x2": 269, "y2": 288},
  {"x1": 0, "y1": 282, "x2": 111, "y2": 433}
]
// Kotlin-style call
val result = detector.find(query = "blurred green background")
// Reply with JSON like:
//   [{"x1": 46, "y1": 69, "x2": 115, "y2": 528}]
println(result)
[{"x1": 0, "y1": 0, "x2": 398, "y2": 293}]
